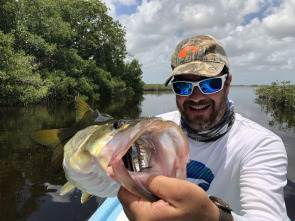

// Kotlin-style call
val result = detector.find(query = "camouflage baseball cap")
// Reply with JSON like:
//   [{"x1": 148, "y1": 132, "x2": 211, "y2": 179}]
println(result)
[{"x1": 164, "y1": 35, "x2": 229, "y2": 86}]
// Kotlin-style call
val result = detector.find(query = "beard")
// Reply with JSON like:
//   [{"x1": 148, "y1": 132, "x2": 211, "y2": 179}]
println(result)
[{"x1": 177, "y1": 91, "x2": 228, "y2": 132}]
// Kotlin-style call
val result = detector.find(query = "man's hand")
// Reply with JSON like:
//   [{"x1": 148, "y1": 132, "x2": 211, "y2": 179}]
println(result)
[{"x1": 117, "y1": 175, "x2": 219, "y2": 221}]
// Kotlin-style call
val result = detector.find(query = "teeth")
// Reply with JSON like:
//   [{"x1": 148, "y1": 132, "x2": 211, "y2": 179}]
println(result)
[{"x1": 191, "y1": 105, "x2": 209, "y2": 110}]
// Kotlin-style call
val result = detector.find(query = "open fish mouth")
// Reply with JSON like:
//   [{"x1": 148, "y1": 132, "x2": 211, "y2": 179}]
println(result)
[
  {"x1": 107, "y1": 118, "x2": 189, "y2": 202},
  {"x1": 31, "y1": 97, "x2": 189, "y2": 203},
  {"x1": 122, "y1": 139, "x2": 153, "y2": 173},
  {"x1": 117, "y1": 135, "x2": 159, "y2": 200}
]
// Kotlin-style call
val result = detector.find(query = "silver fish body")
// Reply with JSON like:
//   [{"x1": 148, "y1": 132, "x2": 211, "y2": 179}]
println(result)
[{"x1": 31, "y1": 97, "x2": 189, "y2": 203}]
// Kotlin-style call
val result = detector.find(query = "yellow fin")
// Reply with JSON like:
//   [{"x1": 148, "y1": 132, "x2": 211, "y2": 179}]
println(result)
[
  {"x1": 30, "y1": 129, "x2": 64, "y2": 148},
  {"x1": 81, "y1": 192, "x2": 92, "y2": 204},
  {"x1": 51, "y1": 143, "x2": 64, "y2": 175},
  {"x1": 75, "y1": 96, "x2": 93, "y2": 122},
  {"x1": 31, "y1": 129, "x2": 68, "y2": 175},
  {"x1": 60, "y1": 182, "x2": 75, "y2": 195}
]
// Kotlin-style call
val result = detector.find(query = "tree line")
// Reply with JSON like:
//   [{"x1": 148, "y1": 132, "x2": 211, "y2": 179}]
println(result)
[
  {"x1": 0, "y1": 0, "x2": 144, "y2": 105},
  {"x1": 256, "y1": 81, "x2": 295, "y2": 109}
]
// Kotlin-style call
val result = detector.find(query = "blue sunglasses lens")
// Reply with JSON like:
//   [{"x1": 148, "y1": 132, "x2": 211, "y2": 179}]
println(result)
[
  {"x1": 173, "y1": 77, "x2": 223, "y2": 95},
  {"x1": 172, "y1": 82, "x2": 193, "y2": 95},
  {"x1": 199, "y1": 78, "x2": 223, "y2": 94}
]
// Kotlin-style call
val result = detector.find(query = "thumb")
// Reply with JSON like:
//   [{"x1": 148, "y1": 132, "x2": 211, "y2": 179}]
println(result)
[
  {"x1": 147, "y1": 175, "x2": 210, "y2": 208},
  {"x1": 146, "y1": 175, "x2": 194, "y2": 205}
]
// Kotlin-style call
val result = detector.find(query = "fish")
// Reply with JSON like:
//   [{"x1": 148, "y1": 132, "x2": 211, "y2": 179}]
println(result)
[
  {"x1": 31, "y1": 97, "x2": 189, "y2": 203},
  {"x1": 31, "y1": 97, "x2": 113, "y2": 175}
]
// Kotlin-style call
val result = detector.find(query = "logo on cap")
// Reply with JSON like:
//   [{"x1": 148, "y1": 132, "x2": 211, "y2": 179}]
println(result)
[{"x1": 179, "y1": 46, "x2": 198, "y2": 58}]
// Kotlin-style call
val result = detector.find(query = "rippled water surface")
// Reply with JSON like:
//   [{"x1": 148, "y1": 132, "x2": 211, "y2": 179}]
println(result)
[{"x1": 0, "y1": 87, "x2": 294, "y2": 220}]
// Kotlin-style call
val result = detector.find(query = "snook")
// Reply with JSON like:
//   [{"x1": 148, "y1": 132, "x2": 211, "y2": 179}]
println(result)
[{"x1": 31, "y1": 97, "x2": 189, "y2": 203}]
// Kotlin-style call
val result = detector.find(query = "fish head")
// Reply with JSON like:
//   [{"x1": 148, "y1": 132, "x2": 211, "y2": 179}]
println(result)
[
  {"x1": 107, "y1": 118, "x2": 190, "y2": 201},
  {"x1": 63, "y1": 117, "x2": 189, "y2": 202}
]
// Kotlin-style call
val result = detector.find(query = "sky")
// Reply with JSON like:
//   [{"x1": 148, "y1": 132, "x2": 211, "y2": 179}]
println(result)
[{"x1": 101, "y1": 0, "x2": 295, "y2": 85}]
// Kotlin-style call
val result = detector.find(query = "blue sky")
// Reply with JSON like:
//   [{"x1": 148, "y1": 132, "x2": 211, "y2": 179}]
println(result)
[
  {"x1": 102, "y1": 0, "x2": 295, "y2": 85},
  {"x1": 114, "y1": 2, "x2": 138, "y2": 16}
]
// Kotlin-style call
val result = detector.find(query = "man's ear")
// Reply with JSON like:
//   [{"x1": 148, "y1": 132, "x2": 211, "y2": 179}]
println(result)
[
  {"x1": 225, "y1": 74, "x2": 232, "y2": 95},
  {"x1": 226, "y1": 74, "x2": 232, "y2": 86}
]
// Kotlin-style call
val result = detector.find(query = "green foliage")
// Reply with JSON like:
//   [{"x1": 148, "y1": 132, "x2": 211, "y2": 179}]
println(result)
[
  {"x1": 256, "y1": 81, "x2": 295, "y2": 109},
  {"x1": 122, "y1": 59, "x2": 144, "y2": 94},
  {"x1": 143, "y1": 84, "x2": 172, "y2": 91},
  {"x1": 0, "y1": 0, "x2": 18, "y2": 33},
  {"x1": 0, "y1": 31, "x2": 49, "y2": 105},
  {"x1": 0, "y1": 0, "x2": 144, "y2": 105}
]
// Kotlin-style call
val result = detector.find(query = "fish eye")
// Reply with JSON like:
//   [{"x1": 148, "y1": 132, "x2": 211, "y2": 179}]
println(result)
[{"x1": 113, "y1": 120, "x2": 124, "y2": 129}]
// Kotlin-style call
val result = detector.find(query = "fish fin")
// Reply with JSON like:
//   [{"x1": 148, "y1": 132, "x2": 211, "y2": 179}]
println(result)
[
  {"x1": 50, "y1": 143, "x2": 64, "y2": 175},
  {"x1": 31, "y1": 129, "x2": 68, "y2": 175},
  {"x1": 75, "y1": 96, "x2": 94, "y2": 122},
  {"x1": 60, "y1": 182, "x2": 75, "y2": 195},
  {"x1": 30, "y1": 129, "x2": 66, "y2": 148},
  {"x1": 81, "y1": 192, "x2": 92, "y2": 204}
]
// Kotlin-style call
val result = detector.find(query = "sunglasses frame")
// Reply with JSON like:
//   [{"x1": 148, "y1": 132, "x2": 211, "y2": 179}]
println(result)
[{"x1": 171, "y1": 74, "x2": 228, "y2": 96}]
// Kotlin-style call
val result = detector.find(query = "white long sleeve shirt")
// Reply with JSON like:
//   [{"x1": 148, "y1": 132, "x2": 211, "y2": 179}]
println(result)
[{"x1": 158, "y1": 111, "x2": 288, "y2": 221}]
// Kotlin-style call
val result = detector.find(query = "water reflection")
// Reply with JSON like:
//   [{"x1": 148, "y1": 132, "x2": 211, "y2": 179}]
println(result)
[
  {"x1": 255, "y1": 98, "x2": 295, "y2": 131},
  {"x1": 0, "y1": 95, "x2": 144, "y2": 220},
  {"x1": 0, "y1": 89, "x2": 294, "y2": 220},
  {"x1": 91, "y1": 94, "x2": 144, "y2": 119},
  {"x1": 255, "y1": 94, "x2": 295, "y2": 220}
]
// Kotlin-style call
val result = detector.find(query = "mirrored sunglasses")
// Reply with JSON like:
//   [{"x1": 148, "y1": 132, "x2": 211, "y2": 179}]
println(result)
[{"x1": 172, "y1": 74, "x2": 228, "y2": 96}]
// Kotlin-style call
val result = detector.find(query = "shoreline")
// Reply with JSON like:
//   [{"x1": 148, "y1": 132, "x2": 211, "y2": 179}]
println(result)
[{"x1": 143, "y1": 84, "x2": 265, "y2": 92}]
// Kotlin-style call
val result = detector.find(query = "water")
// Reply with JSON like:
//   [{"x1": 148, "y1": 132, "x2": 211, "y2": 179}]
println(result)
[{"x1": 0, "y1": 87, "x2": 294, "y2": 220}]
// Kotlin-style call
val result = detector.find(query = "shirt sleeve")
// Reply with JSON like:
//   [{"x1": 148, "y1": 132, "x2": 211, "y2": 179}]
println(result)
[{"x1": 232, "y1": 134, "x2": 288, "y2": 221}]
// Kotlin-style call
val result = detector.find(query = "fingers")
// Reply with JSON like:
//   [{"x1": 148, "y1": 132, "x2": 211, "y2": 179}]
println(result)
[
  {"x1": 118, "y1": 185, "x2": 180, "y2": 220},
  {"x1": 118, "y1": 176, "x2": 219, "y2": 221},
  {"x1": 146, "y1": 175, "x2": 219, "y2": 220},
  {"x1": 146, "y1": 175, "x2": 208, "y2": 208},
  {"x1": 118, "y1": 187, "x2": 141, "y2": 221},
  {"x1": 118, "y1": 186, "x2": 133, "y2": 205},
  {"x1": 118, "y1": 186, "x2": 145, "y2": 209}
]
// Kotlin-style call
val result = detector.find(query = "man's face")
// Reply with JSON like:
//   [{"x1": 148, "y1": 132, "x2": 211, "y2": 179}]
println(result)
[{"x1": 175, "y1": 74, "x2": 232, "y2": 131}]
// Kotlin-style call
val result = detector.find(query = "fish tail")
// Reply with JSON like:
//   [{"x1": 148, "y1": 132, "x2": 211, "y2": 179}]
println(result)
[
  {"x1": 31, "y1": 96, "x2": 97, "y2": 175},
  {"x1": 31, "y1": 128, "x2": 69, "y2": 174},
  {"x1": 51, "y1": 143, "x2": 64, "y2": 175}
]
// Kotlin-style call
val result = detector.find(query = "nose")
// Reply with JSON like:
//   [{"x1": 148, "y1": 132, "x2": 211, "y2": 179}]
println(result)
[{"x1": 189, "y1": 86, "x2": 206, "y2": 102}]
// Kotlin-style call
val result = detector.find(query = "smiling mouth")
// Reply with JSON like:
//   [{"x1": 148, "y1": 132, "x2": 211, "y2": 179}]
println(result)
[{"x1": 189, "y1": 104, "x2": 210, "y2": 110}]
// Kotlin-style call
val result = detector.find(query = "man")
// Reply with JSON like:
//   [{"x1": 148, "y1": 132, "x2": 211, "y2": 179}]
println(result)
[{"x1": 118, "y1": 35, "x2": 288, "y2": 220}]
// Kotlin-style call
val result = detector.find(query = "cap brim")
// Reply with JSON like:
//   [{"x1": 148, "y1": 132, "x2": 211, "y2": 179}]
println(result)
[{"x1": 164, "y1": 61, "x2": 225, "y2": 86}]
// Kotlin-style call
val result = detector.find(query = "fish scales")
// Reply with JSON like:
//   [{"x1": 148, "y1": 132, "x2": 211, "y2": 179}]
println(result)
[{"x1": 31, "y1": 97, "x2": 189, "y2": 203}]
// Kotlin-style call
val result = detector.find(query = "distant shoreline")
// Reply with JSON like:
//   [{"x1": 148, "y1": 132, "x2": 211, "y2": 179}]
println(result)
[
  {"x1": 143, "y1": 84, "x2": 172, "y2": 91},
  {"x1": 143, "y1": 84, "x2": 265, "y2": 91}
]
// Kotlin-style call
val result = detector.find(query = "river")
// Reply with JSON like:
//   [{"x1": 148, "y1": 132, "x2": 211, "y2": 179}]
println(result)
[{"x1": 0, "y1": 87, "x2": 294, "y2": 220}]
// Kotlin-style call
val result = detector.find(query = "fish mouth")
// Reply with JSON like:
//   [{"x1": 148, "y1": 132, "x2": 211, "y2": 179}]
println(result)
[
  {"x1": 122, "y1": 140, "x2": 153, "y2": 173},
  {"x1": 107, "y1": 118, "x2": 189, "y2": 202}
]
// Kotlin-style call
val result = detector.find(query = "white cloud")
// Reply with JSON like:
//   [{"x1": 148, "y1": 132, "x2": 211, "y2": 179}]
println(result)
[
  {"x1": 115, "y1": 0, "x2": 137, "y2": 5},
  {"x1": 103, "y1": 0, "x2": 138, "y2": 18},
  {"x1": 101, "y1": 0, "x2": 295, "y2": 85},
  {"x1": 102, "y1": 0, "x2": 117, "y2": 18},
  {"x1": 262, "y1": 0, "x2": 295, "y2": 39}
]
